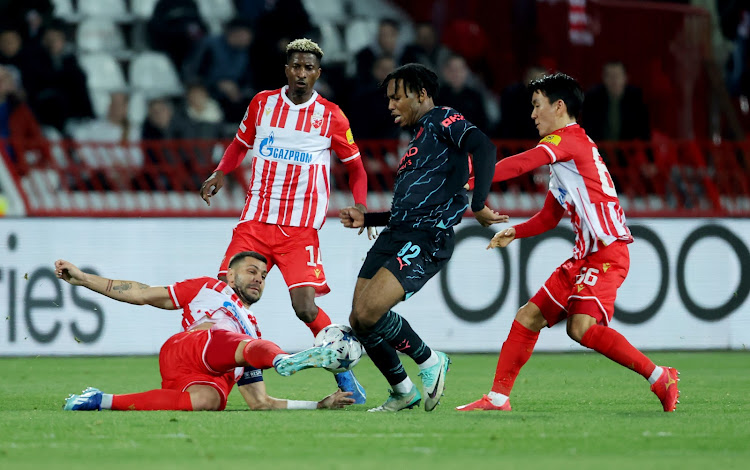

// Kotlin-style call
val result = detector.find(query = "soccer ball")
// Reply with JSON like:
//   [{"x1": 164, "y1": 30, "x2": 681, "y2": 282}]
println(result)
[{"x1": 313, "y1": 324, "x2": 363, "y2": 373}]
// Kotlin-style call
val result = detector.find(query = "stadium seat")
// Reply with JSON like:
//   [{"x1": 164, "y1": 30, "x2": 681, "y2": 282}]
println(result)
[
  {"x1": 76, "y1": 19, "x2": 127, "y2": 55},
  {"x1": 130, "y1": 0, "x2": 159, "y2": 19},
  {"x1": 128, "y1": 91, "x2": 148, "y2": 126},
  {"x1": 350, "y1": 0, "x2": 403, "y2": 21},
  {"x1": 89, "y1": 90, "x2": 112, "y2": 118},
  {"x1": 79, "y1": 53, "x2": 128, "y2": 92},
  {"x1": 302, "y1": 0, "x2": 346, "y2": 26},
  {"x1": 317, "y1": 22, "x2": 346, "y2": 63},
  {"x1": 195, "y1": 0, "x2": 236, "y2": 24},
  {"x1": 344, "y1": 19, "x2": 379, "y2": 55},
  {"x1": 50, "y1": 0, "x2": 80, "y2": 21},
  {"x1": 77, "y1": 0, "x2": 130, "y2": 20},
  {"x1": 129, "y1": 52, "x2": 183, "y2": 96}
]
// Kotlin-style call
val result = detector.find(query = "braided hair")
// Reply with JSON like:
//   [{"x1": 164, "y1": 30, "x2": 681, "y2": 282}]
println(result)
[{"x1": 381, "y1": 63, "x2": 439, "y2": 98}]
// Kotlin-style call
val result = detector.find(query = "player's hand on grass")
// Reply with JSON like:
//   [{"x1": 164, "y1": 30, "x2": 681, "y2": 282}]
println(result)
[
  {"x1": 199, "y1": 171, "x2": 225, "y2": 206},
  {"x1": 54, "y1": 259, "x2": 87, "y2": 285},
  {"x1": 488, "y1": 227, "x2": 516, "y2": 249},
  {"x1": 318, "y1": 389, "x2": 355, "y2": 409},
  {"x1": 339, "y1": 206, "x2": 365, "y2": 229},
  {"x1": 473, "y1": 206, "x2": 509, "y2": 227}
]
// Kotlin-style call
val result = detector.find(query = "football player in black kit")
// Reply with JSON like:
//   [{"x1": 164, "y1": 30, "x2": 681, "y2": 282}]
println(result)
[{"x1": 339, "y1": 63, "x2": 507, "y2": 412}]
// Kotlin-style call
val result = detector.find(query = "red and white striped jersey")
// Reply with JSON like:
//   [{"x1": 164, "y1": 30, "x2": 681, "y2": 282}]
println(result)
[
  {"x1": 234, "y1": 86, "x2": 361, "y2": 229},
  {"x1": 167, "y1": 277, "x2": 261, "y2": 338},
  {"x1": 536, "y1": 123, "x2": 633, "y2": 258}
]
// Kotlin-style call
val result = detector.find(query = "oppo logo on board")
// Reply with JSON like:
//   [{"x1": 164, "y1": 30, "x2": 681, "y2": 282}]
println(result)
[{"x1": 441, "y1": 224, "x2": 750, "y2": 324}]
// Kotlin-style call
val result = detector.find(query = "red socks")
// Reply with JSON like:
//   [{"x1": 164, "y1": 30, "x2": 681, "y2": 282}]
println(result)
[
  {"x1": 304, "y1": 307, "x2": 332, "y2": 337},
  {"x1": 580, "y1": 324, "x2": 656, "y2": 379},
  {"x1": 242, "y1": 339, "x2": 287, "y2": 369},
  {"x1": 491, "y1": 320, "x2": 540, "y2": 396},
  {"x1": 111, "y1": 390, "x2": 193, "y2": 411}
]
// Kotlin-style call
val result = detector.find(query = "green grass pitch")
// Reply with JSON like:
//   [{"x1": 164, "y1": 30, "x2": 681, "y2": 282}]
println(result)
[{"x1": 0, "y1": 351, "x2": 748, "y2": 469}]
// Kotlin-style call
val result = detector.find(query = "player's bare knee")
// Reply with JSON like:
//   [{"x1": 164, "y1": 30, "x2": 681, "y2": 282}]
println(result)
[
  {"x1": 292, "y1": 303, "x2": 317, "y2": 323},
  {"x1": 515, "y1": 303, "x2": 546, "y2": 331},
  {"x1": 349, "y1": 312, "x2": 362, "y2": 332},
  {"x1": 566, "y1": 316, "x2": 592, "y2": 343},
  {"x1": 566, "y1": 322, "x2": 584, "y2": 343},
  {"x1": 350, "y1": 304, "x2": 378, "y2": 331},
  {"x1": 290, "y1": 294, "x2": 317, "y2": 322},
  {"x1": 189, "y1": 389, "x2": 221, "y2": 411}
]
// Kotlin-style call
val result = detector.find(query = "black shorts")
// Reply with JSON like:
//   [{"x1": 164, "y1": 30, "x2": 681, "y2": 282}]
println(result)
[{"x1": 358, "y1": 226, "x2": 455, "y2": 298}]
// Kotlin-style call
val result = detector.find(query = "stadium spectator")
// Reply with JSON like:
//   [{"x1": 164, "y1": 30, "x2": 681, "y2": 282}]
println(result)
[
  {"x1": 68, "y1": 92, "x2": 143, "y2": 191},
  {"x1": 0, "y1": 65, "x2": 42, "y2": 140},
  {"x1": 718, "y1": 0, "x2": 750, "y2": 98},
  {"x1": 198, "y1": 39, "x2": 368, "y2": 405},
  {"x1": 457, "y1": 73, "x2": 680, "y2": 413},
  {"x1": 70, "y1": 92, "x2": 139, "y2": 144},
  {"x1": 440, "y1": 19, "x2": 493, "y2": 88},
  {"x1": 354, "y1": 18, "x2": 402, "y2": 80},
  {"x1": 0, "y1": 26, "x2": 34, "y2": 76},
  {"x1": 21, "y1": 19, "x2": 94, "y2": 134},
  {"x1": 172, "y1": 81, "x2": 226, "y2": 139},
  {"x1": 249, "y1": 0, "x2": 313, "y2": 91},
  {"x1": 582, "y1": 61, "x2": 651, "y2": 141},
  {"x1": 338, "y1": 64, "x2": 506, "y2": 412},
  {"x1": 0, "y1": 0, "x2": 53, "y2": 45},
  {"x1": 497, "y1": 65, "x2": 547, "y2": 140},
  {"x1": 56, "y1": 253, "x2": 354, "y2": 412},
  {"x1": 0, "y1": 64, "x2": 46, "y2": 164},
  {"x1": 399, "y1": 22, "x2": 451, "y2": 73},
  {"x1": 437, "y1": 54, "x2": 490, "y2": 134},
  {"x1": 147, "y1": 0, "x2": 208, "y2": 70},
  {"x1": 141, "y1": 98, "x2": 178, "y2": 140},
  {"x1": 182, "y1": 18, "x2": 255, "y2": 122},
  {"x1": 348, "y1": 55, "x2": 399, "y2": 139}
]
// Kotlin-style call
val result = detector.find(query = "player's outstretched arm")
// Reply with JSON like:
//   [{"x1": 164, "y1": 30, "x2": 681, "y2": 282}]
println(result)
[
  {"x1": 54, "y1": 259, "x2": 175, "y2": 309},
  {"x1": 238, "y1": 382, "x2": 354, "y2": 410}
]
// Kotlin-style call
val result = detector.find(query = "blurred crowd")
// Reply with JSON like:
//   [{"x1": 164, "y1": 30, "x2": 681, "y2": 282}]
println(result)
[{"x1": 0, "y1": 0, "x2": 748, "y2": 152}]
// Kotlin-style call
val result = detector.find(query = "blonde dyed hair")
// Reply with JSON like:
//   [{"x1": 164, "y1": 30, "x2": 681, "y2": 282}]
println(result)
[{"x1": 286, "y1": 38, "x2": 324, "y2": 61}]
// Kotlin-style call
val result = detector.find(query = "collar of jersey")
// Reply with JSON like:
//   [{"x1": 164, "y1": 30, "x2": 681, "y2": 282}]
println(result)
[
  {"x1": 416, "y1": 106, "x2": 438, "y2": 126},
  {"x1": 281, "y1": 85, "x2": 319, "y2": 109}
]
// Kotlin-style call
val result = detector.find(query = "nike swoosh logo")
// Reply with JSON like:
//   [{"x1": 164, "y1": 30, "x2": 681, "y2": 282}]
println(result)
[{"x1": 428, "y1": 367, "x2": 445, "y2": 399}]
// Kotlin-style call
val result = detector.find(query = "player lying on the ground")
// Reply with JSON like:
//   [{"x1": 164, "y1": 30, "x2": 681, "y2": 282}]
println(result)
[
  {"x1": 458, "y1": 73, "x2": 679, "y2": 412},
  {"x1": 56, "y1": 252, "x2": 354, "y2": 411}
]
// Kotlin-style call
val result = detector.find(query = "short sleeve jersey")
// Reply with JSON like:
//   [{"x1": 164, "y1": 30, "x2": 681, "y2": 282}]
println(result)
[
  {"x1": 390, "y1": 107, "x2": 476, "y2": 230},
  {"x1": 536, "y1": 124, "x2": 633, "y2": 258},
  {"x1": 167, "y1": 277, "x2": 261, "y2": 338},
  {"x1": 234, "y1": 87, "x2": 361, "y2": 230}
]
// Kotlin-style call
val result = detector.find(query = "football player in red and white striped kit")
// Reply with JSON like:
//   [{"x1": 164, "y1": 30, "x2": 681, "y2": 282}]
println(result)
[
  {"x1": 458, "y1": 73, "x2": 680, "y2": 412},
  {"x1": 58, "y1": 252, "x2": 354, "y2": 412},
  {"x1": 199, "y1": 39, "x2": 368, "y2": 403}
]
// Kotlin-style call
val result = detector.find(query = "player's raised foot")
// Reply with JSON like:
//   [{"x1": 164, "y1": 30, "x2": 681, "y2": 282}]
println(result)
[
  {"x1": 335, "y1": 370, "x2": 366, "y2": 404},
  {"x1": 651, "y1": 366, "x2": 680, "y2": 412},
  {"x1": 367, "y1": 386, "x2": 421, "y2": 412},
  {"x1": 274, "y1": 346, "x2": 337, "y2": 377},
  {"x1": 63, "y1": 387, "x2": 103, "y2": 411},
  {"x1": 456, "y1": 394, "x2": 512, "y2": 411},
  {"x1": 419, "y1": 351, "x2": 451, "y2": 412}
]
